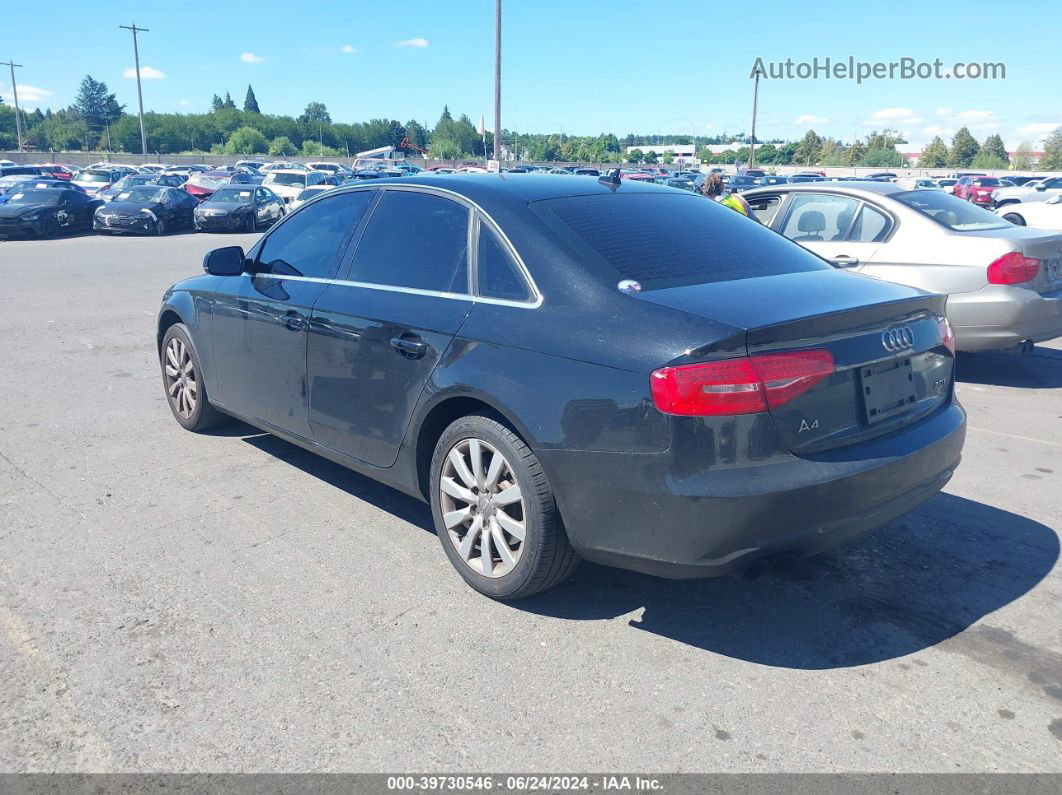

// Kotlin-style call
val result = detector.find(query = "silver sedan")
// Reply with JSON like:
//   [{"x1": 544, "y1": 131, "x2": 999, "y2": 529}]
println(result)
[{"x1": 742, "y1": 181, "x2": 1062, "y2": 352}]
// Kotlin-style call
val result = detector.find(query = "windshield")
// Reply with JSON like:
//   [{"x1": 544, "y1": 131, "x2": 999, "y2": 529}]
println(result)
[
  {"x1": 7, "y1": 190, "x2": 62, "y2": 206},
  {"x1": 893, "y1": 189, "x2": 1010, "y2": 231},
  {"x1": 77, "y1": 171, "x2": 111, "y2": 184},
  {"x1": 115, "y1": 175, "x2": 155, "y2": 190},
  {"x1": 116, "y1": 187, "x2": 165, "y2": 203},
  {"x1": 210, "y1": 188, "x2": 254, "y2": 203},
  {"x1": 540, "y1": 193, "x2": 831, "y2": 290},
  {"x1": 973, "y1": 178, "x2": 1000, "y2": 187},
  {"x1": 265, "y1": 173, "x2": 306, "y2": 187},
  {"x1": 188, "y1": 173, "x2": 229, "y2": 188}
]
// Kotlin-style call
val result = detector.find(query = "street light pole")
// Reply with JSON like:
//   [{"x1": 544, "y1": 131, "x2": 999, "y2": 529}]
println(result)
[
  {"x1": 748, "y1": 72, "x2": 759, "y2": 169},
  {"x1": 493, "y1": 0, "x2": 501, "y2": 162},
  {"x1": 120, "y1": 23, "x2": 149, "y2": 155},
  {"x1": 1, "y1": 60, "x2": 24, "y2": 152}
]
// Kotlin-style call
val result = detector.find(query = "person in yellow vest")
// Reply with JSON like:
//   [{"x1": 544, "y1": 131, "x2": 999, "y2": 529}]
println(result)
[{"x1": 701, "y1": 173, "x2": 754, "y2": 218}]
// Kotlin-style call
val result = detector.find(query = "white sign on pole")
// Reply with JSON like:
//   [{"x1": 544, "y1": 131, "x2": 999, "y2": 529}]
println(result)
[{"x1": 487, "y1": 159, "x2": 501, "y2": 173}]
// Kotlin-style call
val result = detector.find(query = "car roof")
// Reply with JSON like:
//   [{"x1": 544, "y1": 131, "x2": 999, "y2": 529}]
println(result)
[
  {"x1": 744, "y1": 180, "x2": 906, "y2": 198},
  {"x1": 269, "y1": 169, "x2": 310, "y2": 175}
]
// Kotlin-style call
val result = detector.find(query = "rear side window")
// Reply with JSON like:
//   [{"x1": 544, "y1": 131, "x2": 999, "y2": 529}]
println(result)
[
  {"x1": 541, "y1": 194, "x2": 830, "y2": 290},
  {"x1": 257, "y1": 191, "x2": 374, "y2": 279},
  {"x1": 779, "y1": 194, "x2": 862, "y2": 242},
  {"x1": 849, "y1": 205, "x2": 891, "y2": 242},
  {"x1": 351, "y1": 191, "x2": 470, "y2": 294},
  {"x1": 476, "y1": 221, "x2": 530, "y2": 301}
]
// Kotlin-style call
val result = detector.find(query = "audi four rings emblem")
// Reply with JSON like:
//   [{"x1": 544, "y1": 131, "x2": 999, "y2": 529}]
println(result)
[{"x1": 881, "y1": 326, "x2": 915, "y2": 352}]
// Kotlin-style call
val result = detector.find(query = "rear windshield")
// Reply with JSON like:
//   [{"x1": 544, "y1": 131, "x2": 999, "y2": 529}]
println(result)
[
  {"x1": 77, "y1": 171, "x2": 111, "y2": 183},
  {"x1": 892, "y1": 189, "x2": 1010, "y2": 231},
  {"x1": 539, "y1": 193, "x2": 832, "y2": 290},
  {"x1": 265, "y1": 173, "x2": 306, "y2": 186}
]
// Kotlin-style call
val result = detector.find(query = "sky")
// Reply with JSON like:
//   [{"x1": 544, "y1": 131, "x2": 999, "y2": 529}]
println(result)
[{"x1": 3, "y1": 0, "x2": 1061, "y2": 150}]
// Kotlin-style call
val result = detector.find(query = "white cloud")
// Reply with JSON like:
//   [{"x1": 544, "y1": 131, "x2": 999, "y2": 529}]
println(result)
[
  {"x1": 340, "y1": 44, "x2": 357, "y2": 54},
  {"x1": 922, "y1": 124, "x2": 954, "y2": 138},
  {"x1": 240, "y1": 52, "x2": 266, "y2": 64},
  {"x1": 395, "y1": 37, "x2": 429, "y2": 48},
  {"x1": 936, "y1": 108, "x2": 954, "y2": 118},
  {"x1": 794, "y1": 114, "x2": 827, "y2": 125},
  {"x1": 123, "y1": 66, "x2": 165, "y2": 79},
  {"x1": 959, "y1": 110, "x2": 995, "y2": 121},
  {"x1": 0, "y1": 84, "x2": 52, "y2": 103},
  {"x1": 179, "y1": 99, "x2": 193, "y2": 107},
  {"x1": 872, "y1": 107, "x2": 915, "y2": 120},
  {"x1": 1017, "y1": 122, "x2": 1061, "y2": 136}
]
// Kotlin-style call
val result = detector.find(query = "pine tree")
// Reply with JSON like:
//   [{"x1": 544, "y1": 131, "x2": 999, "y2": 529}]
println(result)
[
  {"x1": 919, "y1": 136, "x2": 949, "y2": 168},
  {"x1": 949, "y1": 127, "x2": 980, "y2": 167},
  {"x1": 243, "y1": 85, "x2": 260, "y2": 114},
  {"x1": 223, "y1": 92, "x2": 237, "y2": 110},
  {"x1": 980, "y1": 134, "x2": 1008, "y2": 164},
  {"x1": 211, "y1": 94, "x2": 223, "y2": 112}
]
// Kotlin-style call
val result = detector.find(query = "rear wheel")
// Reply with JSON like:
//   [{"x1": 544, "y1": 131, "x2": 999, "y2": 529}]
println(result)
[
  {"x1": 1002, "y1": 212, "x2": 1026, "y2": 226},
  {"x1": 160, "y1": 324, "x2": 228, "y2": 432},
  {"x1": 430, "y1": 414, "x2": 579, "y2": 599}
]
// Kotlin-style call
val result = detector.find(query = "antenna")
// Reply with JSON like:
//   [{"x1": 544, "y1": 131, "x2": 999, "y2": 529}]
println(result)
[{"x1": 598, "y1": 168, "x2": 622, "y2": 190}]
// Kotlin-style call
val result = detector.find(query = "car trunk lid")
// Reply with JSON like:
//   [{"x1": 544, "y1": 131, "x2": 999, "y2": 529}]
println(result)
[{"x1": 635, "y1": 269, "x2": 954, "y2": 453}]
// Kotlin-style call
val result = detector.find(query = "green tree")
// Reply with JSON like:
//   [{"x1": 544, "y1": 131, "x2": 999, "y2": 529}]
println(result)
[
  {"x1": 845, "y1": 140, "x2": 866, "y2": 166},
  {"x1": 1012, "y1": 141, "x2": 1034, "y2": 170},
  {"x1": 299, "y1": 101, "x2": 332, "y2": 125},
  {"x1": 73, "y1": 75, "x2": 124, "y2": 149},
  {"x1": 793, "y1": 130, "x2": 823, "y2": 165},
  {"x1": 222, "y1": 92, "x2": 237, "y2": 110},
  {"x1": 268, "y1": 135, "x2": 298, "y2": 156},
  {"x1": 224, "y1": 125, "x2": 268, "y2": 154},
  {"x1": 626, "y1": 148, "x2": 643, "y2": 163},
  {"x1": 970, "y1": 152, "x2": 1009, "y2": 169},
  {"x1": 662, "y1": 151, "x2": 674, "y2": 165},
  {"x1": 919, "y1": 136, "x2": 949, "y2": 168},
  {"x1": 1037, "y1": 127, "x2": 1062, "y2": 171},
  {"x1": 860, "y1": 147, "x2": 905, "y2": 168},
  {"x1": 980, "y1": 133, "x2": 1008, "y2": 164},
  {"x1": 243, "y1": 85, "x2": 260, "y2": 113},
  {"x1": 949, "y1": 127, "x2": 980, "y2": 167},
  {"x1": 643, "y1": 150, "x2": 658, "y2": 164},
  {"x1": 211, "y1": 94, "x2": 224, "y2": 112}
]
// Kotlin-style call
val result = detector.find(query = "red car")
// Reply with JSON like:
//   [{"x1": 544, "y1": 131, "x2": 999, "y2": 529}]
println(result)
[
  {"x1": 35, "y1": 164, "x2": 77, "y2": 181},
  {"x1": 953, "y1": 176, "x2": 1001, "y2": 206},
  {"x1": 182, "y1": 170, "x2": 256, "y2": 201}
]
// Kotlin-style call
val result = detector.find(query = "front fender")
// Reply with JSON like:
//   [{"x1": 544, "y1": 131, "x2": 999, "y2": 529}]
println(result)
[{"x1": 158, "y1": 285, "x2": 216, "y2": 396}]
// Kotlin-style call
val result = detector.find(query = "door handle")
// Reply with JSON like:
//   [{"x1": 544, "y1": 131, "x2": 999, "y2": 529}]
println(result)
[
  {"x1": 390, "y1": 335, "x2": 428, "y2": 359},
  {"x1": 831, "y1": 255, "x2": 859, "y2": 268},
  {"x1": 281, "y1": 312, "x2": 306, "y2": 331}
]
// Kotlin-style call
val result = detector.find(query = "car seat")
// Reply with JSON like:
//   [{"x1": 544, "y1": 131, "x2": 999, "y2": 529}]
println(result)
[{"x1": 794, "y1": 210, "x2": 826, "y2": 241}]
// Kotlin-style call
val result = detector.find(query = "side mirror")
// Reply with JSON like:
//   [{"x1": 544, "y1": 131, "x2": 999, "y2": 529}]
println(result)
[
  {"x1": 203, "y1": 246, "x2": 246, "y2": 276},
  {"x1": 1035, "y1": 184, "x2": 1047, "y2": 191}
]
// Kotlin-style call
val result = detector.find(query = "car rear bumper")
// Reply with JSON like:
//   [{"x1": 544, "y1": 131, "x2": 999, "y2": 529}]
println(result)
[
  {"x1": 540, "y1": 402, "x2": 966, "y2": 579},
  {"x1": 947, "y1": 285, "x2": 1062, "y2": 350}
]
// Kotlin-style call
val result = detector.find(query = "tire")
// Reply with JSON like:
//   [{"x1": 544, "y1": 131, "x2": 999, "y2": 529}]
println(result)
[
  {"x1": 154, "y1": 217, "x2": 166, "y2": 236},
  {"x1": 245, "y1": 212, "x2": 257, "y2": 233},
  {"x1": 1003, "y1": 212, "x2": 1026, "y2": 226},
  {"x1": 430, "y1": 414, "x2": 579, "y2": 599},
  {"x1": 160, "y1": 323, "x2": 228, "y2": 432},
  {"x1": 40, "y1": 216, "x2": 58, "y2": 239}
]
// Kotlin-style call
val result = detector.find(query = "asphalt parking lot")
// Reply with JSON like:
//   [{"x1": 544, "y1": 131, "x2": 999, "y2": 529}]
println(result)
[{"x1": 0, "y1": 231, "x2": 1060, "y2": 772}]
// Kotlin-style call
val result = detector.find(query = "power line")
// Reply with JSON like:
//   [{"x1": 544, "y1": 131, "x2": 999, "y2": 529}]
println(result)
[
  {"x1": 119, "y1": 23, "x2": 149, "y2": 154},
  {"x1": 0, "y1": 59, "x2": 24, "y2": 151}
]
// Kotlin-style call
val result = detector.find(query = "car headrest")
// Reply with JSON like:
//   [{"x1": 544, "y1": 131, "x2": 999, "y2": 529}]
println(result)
[{"x1": 797, "y1": 210, "x2": 826, "y2": 233}]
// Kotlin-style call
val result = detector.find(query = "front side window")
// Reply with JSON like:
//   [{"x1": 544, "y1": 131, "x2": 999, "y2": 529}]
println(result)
[
  {"x1": 350, "y1": 191, "x2": 470, "y2": 294},
  {"x1": 747, "y1": 194, "x2": 782, "y2": 225},
  {"x1": 256, "y1": 191, "x2": 375, "y2": 279},
  {"x1": 779, "y1": 193, "x2": 862, "y2": 242}
]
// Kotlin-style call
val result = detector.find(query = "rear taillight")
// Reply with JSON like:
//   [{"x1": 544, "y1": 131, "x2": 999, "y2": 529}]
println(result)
[
  {"x1": 988, "y1": 252, "x2": 1040, "y2": 285},
  {"x1": 937, "y1": 316, "x2": 955, "y2": 355},
  {"x1": 650, "y1": 350, "x2": 835, "y2": 416}
]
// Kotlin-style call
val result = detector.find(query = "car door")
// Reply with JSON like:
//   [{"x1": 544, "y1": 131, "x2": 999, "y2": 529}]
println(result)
[
  {"x1": 774, "y1": 192, "x2": 887, "y2": 269},
  {"x1": 60, "y1": 190, "x2": 95, "y2": 230},
  {"x1": 306, "y1": 187, "x2": 475, "y2": 467},
  {"x1": 254, "y1": 188, "x2": 273, "y2": 225},
  {"x1": 209, "y1": 191, "x2": 374, "y2": 437}
]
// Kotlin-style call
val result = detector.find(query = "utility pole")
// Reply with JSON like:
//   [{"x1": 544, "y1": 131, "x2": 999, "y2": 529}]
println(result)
[
  {"x1": 120, "y1": 23, "x2": 149, "y2": 154},
  {"x1": 748, "y1": 72, "x2": 759, "y2": 169},
  {"x1": 493, "y1": 0, "x2": 501, "y2": 161},
  {"x1": 1, "y1": 60, "x2": 23, "y2": 152}
]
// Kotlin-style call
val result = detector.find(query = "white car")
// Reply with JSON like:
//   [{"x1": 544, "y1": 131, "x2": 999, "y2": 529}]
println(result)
[
  {"x1": 72, "y1": 168, "x2": 126, "y2": 196},
  {"x1": 992, "y1": 176, "x2": 1062, "y2": 208},
  {"x1": 261, "y1": 161, "x2": 308, "y2": 173},
  {"x1": 288, "y1": 184, "x2": 334, "y2": 210},
  {"x1": 896, "y1": 178, "x2": 942, "y2": 191},
  {"x1": 0, "y1": 159, "x2": 15, "y2": 168},
  {"x1": 996, "y1": 194, "x2": 1062, "y2": 230},
  {"x1": 138, "y1": 164, "x2": 171, "y2": 173},
  {"x1": 261, "y1": 169, "x2": 329, "y2": 203}
]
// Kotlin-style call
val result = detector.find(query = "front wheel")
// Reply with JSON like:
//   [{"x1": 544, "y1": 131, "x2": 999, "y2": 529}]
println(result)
[
  {"x1": 154, "y1": 217, "x2": 166, "y2": 236},
  {"x1": 160, "y1": 324, "x2": 228, "y2": 432},
  {"x1": 244, "y1": 212, "x2": 257, "y2": 233},
  {"x1": 430, "y1": 414, "x2": 579, "y2": 599},
  {"x1": 40, "y1": 216, "x2": 59, "y2": 239}
]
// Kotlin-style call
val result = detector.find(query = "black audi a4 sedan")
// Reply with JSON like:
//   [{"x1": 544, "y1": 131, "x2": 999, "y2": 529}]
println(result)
[
  {"x1": 0, "y1": 187, "x2": 102, "y2": 239},
  {"x1": 93, "y1": 186, "x2": 199, "y2": 235},
  {"x1": 157, "y1": 175, "x2": 966, "y2": 598}
]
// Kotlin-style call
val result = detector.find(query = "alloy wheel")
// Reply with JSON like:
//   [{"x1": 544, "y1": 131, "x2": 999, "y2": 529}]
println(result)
[
  {"x1": 439, "y1": 438, "x2": 526, "y2": 578},
  {"x1": 164, "y1": 337, "x2": 197, "y2": 419}
]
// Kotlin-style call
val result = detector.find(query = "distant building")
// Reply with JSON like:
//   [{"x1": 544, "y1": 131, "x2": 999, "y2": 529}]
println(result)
[{"x1": 624, "y1": 143, "x2": 698, "y2": 165}]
